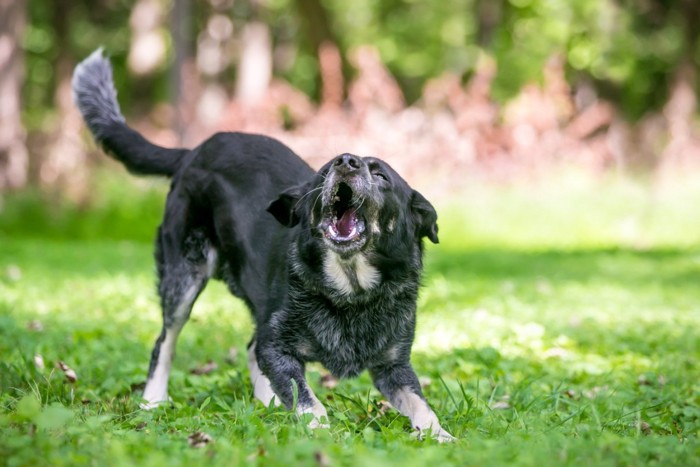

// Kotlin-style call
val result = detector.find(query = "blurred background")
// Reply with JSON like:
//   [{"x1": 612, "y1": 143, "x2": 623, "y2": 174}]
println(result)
[{"x1": 1, "y1": 0, "x2": 700, "y2": 241}]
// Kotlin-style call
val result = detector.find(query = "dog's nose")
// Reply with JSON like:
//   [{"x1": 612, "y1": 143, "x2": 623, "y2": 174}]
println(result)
[{"x1": 334, "y1": 154, "x2": 361, "y2": 173}]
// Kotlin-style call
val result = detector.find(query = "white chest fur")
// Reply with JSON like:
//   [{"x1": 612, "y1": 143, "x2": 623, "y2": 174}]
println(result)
[{"x1": 323, "y1": 251, "x2": 380, "y2": 295}]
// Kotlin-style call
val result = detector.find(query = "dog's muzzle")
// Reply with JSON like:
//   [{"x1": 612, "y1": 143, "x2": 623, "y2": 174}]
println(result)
[
  {"x1": 324, "y1": 181, "x2": 366, "y2": 242},
  {"x1": 319, "y1": 155, "x2": 372, "y2": 252}
]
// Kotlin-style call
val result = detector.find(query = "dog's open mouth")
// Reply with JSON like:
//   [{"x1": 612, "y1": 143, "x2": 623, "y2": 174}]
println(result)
[{"x1": 324, "y1": 182, "x2": 366, "y2": 243}]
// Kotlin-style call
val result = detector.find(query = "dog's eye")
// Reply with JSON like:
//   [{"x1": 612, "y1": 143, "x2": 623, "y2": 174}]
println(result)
[{"x1": 372, "y1": 171, "x2": 388, "y2": 182}]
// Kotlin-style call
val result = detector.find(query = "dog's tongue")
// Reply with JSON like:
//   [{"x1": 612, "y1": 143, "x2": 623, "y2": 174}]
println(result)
[{"x1": 336, "y1": 209, "x2": 357, "y2": 237}]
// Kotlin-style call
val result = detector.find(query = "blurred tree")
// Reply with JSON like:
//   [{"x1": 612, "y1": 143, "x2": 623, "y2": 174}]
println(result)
[
  {"x1": 488, "y1": 0, "x2": 700, "y2": 119},
  {"x1": 610, "y1": 0, "x2": 700, "y2": 117},
  {"x1": 0, "y1": 0, "x2": 29, "y2": 191},
  {"x1": 22, "y1": 0, "x2": 140, "y2": 194},
  {"x1": 292, "y1": 0, "x2": 349, "y2": 99},
  {"x1": 37, "y1": 0, "x2": 90, "y2": 199},
  {"x1": 294, "y1": 0, "x2": 336, "y2": 56},
  {"x1": 476, "y1": 0, "x2": 503, "y2": 47},
  {"x1": 7, "y1": 0, "x2": 700, "y2": 196},
  {"x1": 236, "y1": 0, "x2": 273, "y2": 108},
  {"x1": 321, "y1": 0, "x2": 478, "y2": 102},
  {"x1": 171, "y1": 0, "x2": 191, "y2": 141}
]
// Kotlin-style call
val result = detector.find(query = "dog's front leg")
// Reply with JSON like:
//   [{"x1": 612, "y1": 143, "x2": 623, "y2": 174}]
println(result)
[
  {"x1": 247, "y1": 340, "x2": 281, "y2": 407},
  {"x1": 370, "y1": 363, "x2": 455, "y2": 442},
  {"x1": 256, "y1": 342, "x2": 329, "y2": 428}
]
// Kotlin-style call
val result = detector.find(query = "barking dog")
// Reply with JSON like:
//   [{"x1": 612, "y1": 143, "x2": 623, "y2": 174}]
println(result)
[{"x1": 72, "y1": 49, "x2": 453, "y2": 442}]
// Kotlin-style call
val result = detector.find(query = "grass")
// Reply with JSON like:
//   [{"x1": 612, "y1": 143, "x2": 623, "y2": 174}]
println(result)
[{"x1": 1, "y1": 172, "x2": 699, "y2": 466}]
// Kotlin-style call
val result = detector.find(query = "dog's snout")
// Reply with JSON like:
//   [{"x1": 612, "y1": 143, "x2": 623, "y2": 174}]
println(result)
[{"x1": 334, "y1": 154, "x2": 361, "y2": 173}]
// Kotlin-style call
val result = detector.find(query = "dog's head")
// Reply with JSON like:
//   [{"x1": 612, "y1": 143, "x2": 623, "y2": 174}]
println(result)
[{"x1": 267, "y1": 153, "x2": 438, "y2": 257}]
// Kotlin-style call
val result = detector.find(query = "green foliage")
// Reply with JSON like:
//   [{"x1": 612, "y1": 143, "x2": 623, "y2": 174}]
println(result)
[
  {"x1": 322, "y1": 0, "x2": 479, "y2": 101},
  {"x1": 489, "y1": 0, "x2": 692, "y2": 117},
  {"x1": 21, "y1": 0, "x2": 698, "y2": 121},
  {"x1": 1, "y1": 177, "x2": 699, "y2": 464},
  {"x1": 0, "y1": 170, "x2": 168, "y2": 242},
  {"x1": 23, "y1": 0, "x2": 138, "y2": 130}
]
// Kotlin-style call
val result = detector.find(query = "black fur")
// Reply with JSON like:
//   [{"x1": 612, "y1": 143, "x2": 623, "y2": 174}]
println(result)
[{"x1": 73, "y1": 50, "x2": 449, "y2": 438}]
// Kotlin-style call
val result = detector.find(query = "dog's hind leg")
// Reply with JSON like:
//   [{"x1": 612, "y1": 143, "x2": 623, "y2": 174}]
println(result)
[{"x1": 141, "y1": 226, "x2": 217, "y2": 409}]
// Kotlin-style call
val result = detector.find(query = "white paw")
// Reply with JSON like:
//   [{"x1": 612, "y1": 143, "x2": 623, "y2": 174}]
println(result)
[
  {"x1": 297, "y1": 404, "x2": 330, "y2": 429},
  {"x1": 139, "y1": 396, "x2": 171, "y2": 410},
  {"x1": 433, "y1": 427, "x2": 456, "y2": 443},
  {"x1": 248, "y1": 341, "x2": 282, "y2": 407},
  {"x1": 415, "y1": 426, "x2": 456, "y2": 443},
  {"x1": 252, "y1": 376, "x2": 281, "y2": 407},
  {"x1": 307, "y1": 415, "x2": 330, "y2": 430}
]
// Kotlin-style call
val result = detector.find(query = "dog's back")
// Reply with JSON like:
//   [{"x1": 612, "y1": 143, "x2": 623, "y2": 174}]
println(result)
[
  {"x1": 178, "y1": 132, "x2": 314, "y2": 314},
  {"x1": 73, "y1": 49, "x2": 314, "y2": 317}
]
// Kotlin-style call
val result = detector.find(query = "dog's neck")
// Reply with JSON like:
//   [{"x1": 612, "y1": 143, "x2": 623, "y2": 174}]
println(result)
[{"x1": 288, "y1": 241, "x2": 422, "y2": 306}]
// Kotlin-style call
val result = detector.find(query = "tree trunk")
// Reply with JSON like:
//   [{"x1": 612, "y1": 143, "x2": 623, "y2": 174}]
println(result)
[
  {"x1": 170, "y1": 0, "x2": 191, "y2": 144},
  {"x1": 293, "y1": 0, "x2": 349, "y2": 100},
  {"x1": 235, "y1": 21, "x2": 272, "y2": 108},
  {"x1": 294, "y1": 0, "x2": 336, "y2": 55},
  {"x1": 38, "y1": 0, "x2": 90, "y2": 201},
  {"x1": 476, "y1": 0, "x2": 503, "y2": 47},
  {"x1": 0, "y1": 0, "x2": 29, "y2": 191}
]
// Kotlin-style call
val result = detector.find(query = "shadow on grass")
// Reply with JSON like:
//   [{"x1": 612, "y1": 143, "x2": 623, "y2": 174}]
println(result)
[
  {"x1": 1, "y1": 238, "x2": 154, "y2": 278},
  {"x1": 4, "y1": 237, "x2": 699, "y2": 286},
  {"x1": 426, "y1": 246, "x2": 700, "y2": 290}
]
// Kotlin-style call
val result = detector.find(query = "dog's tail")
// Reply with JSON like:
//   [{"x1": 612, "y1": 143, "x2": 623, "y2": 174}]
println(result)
[{"x1": 72, "y1": 49, "x2": 188, "y2": 177}]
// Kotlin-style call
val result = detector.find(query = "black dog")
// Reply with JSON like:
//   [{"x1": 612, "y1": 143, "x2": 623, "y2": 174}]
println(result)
[{"x1": 72, "y1": 49, "x2": 453, "y2": 441}]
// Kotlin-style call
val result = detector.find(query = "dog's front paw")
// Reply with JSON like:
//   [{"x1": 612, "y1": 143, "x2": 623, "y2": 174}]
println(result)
[
  {"x1": 414, "y1": 426, "x2": 456, "y2": 443},
  {"x1": 433, "y1": 427, "x2": 456, "y2": 443},
  {"x1": 306, "y1": 415, "x2": 330, "y2": 430},
  {"x1": 297, "y1": 404, "x2": 330, "y2": 429},
  {"x1": 139, "y1": 396, "x2": 172, "y2": 410}
]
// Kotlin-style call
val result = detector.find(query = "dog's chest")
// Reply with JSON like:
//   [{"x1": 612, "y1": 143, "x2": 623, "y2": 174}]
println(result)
[
  {"x1": 322, "y1": 251, "x2": 380, "y2": 296},
  {"x1": 300, "y1": 300, "x2": 408, "y2": 378}
]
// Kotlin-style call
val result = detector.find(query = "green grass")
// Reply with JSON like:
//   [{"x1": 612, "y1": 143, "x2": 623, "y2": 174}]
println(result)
[{"x1": 1, "y1": 174, "x2": 699, "y2": 466}]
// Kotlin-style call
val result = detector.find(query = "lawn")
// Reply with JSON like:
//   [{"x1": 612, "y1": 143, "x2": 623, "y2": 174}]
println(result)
[{"x1": 1, "y1": 173, "x2": 699, "y2": 466}]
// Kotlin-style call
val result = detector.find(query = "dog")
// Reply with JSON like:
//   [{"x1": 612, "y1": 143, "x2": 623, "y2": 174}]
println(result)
[{"x1": 72, "y1": 49, "x2": 454, "y2": 442}]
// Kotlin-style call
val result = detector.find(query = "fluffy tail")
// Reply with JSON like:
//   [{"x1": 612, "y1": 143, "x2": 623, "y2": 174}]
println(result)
[{"x1": 72, "y1": 49, "x2": 188, "y2": 177}]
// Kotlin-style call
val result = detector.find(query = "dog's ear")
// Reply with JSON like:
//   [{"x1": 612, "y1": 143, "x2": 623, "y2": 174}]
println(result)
[
  {"x1": 411, "y1": 190, "x2": 439, "y2": 244},
  {"x1": 267, "y1": 185, "x2": 303, "y2": 227}
]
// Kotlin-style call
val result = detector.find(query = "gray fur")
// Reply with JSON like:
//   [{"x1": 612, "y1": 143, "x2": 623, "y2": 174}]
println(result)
[
  {"x1": 72, "y1": 50, "x2": 188, "y2": 176},
  {"x1": 71, "y1": 48, "x2": 125, "y2": 141}
]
